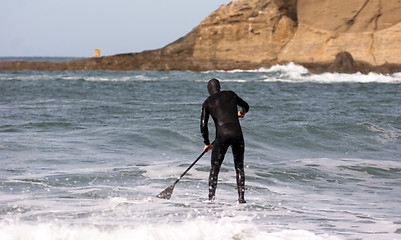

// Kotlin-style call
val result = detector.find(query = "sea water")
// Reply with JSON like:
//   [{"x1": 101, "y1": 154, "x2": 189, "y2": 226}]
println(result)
[{"x1": 0, "y1": 61, "x2": 400, "y2": 240}]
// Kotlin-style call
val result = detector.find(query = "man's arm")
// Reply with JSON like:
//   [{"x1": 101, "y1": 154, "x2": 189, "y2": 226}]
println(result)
[
  {"x1": 236, "y1": 95, "x2": 249, "y2": 116},
  {"x1": 200, "y1": 101, "x2": 210, "y2": 145}
]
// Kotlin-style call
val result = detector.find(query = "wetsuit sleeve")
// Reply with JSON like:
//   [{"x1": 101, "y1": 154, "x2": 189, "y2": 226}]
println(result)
[
  {"x1": 236, "y1": 95, "x2": 250, "y2": 113},
  {"x1": 200, "y1": 101, "x2": 210, "y2": 145}
]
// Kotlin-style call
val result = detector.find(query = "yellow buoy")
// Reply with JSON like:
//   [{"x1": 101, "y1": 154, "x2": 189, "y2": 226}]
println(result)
[{"x1": 95, "y1": 48, "x2": 100, "y2": 58}]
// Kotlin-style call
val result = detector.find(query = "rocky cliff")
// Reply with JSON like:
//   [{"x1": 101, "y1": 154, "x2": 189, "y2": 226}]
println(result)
[
  {"x1": 2, "y1": 0, "x2": 401, "y2": 73},
  {"x1": 282, "y1": 0, "x2": 401, "y2": 67}
]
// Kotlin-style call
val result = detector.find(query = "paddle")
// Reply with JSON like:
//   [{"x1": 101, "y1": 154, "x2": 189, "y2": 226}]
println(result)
[{"x1": 156, "y1": 144, "x2": 212, "y2": 200}]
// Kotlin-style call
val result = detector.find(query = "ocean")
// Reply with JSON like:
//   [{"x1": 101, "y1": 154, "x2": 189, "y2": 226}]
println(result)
[{"x1": 0, "y1": 60, "x2": 400, "y2": 240}]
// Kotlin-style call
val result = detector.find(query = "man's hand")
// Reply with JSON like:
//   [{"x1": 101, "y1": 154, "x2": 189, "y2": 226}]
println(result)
[
  {"x1": 238, "y1": 111, "x2": 245, "y2": 118},
  {"x1": 204, "y1": 144, "x2": 213, "y2": 152}
]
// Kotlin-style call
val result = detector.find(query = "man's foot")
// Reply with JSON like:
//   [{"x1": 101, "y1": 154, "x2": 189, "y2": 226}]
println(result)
[{"x1": 238, "y1": 198, "x2": 246, "y2": 204}]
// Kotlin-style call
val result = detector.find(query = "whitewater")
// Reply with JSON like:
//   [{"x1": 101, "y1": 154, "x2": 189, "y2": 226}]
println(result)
[{"x1": 0, "y1": 61, "x2": 400, "y2": 240}]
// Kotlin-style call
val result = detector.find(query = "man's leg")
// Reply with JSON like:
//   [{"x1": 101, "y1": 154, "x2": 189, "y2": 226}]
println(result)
[
  {"x1": 208, "y1": 141, "x2": 229, "y2": 201},
  {"x1": 232, "y1": 141, "x2": 246, "y2": 203}
]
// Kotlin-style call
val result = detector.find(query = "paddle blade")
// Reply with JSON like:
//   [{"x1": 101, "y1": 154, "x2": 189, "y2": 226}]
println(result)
[{"x1": 156, "y1": 184, "x2": 175, "y2": 200}]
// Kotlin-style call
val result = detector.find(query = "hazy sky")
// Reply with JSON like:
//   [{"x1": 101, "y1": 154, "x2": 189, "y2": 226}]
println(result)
[{"x1": 0, "y1": 0, "x2": 231, "y2": 57}]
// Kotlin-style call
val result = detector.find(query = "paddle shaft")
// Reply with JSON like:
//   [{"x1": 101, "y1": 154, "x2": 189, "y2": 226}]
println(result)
[
  {"x1": 173, "y1": 149, "x2": 208, "y2": 185},
  {"x1": 173, "y1": 141, "x2": 214, "y2": 185},
  {"x1": 157, "y1": 142, "x2": 213, "y2": 199}
]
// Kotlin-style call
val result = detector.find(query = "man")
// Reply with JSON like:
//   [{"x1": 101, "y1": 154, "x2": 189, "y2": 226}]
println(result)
[{"x1": 200, "y1": 78, "x2": 249, "y2": 203}]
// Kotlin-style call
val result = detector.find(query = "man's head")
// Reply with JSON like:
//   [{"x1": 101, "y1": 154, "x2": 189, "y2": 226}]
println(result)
[{"x1": 207, "y1": 78, "x2": 221, "y2": 95}]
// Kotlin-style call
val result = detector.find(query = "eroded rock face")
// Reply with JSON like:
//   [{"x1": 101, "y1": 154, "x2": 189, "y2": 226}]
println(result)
[
  {"x1": 298, "y1": 0, "x2": 401, "y2": 32},
  {"x1": 1, "y1": 0, "x2": 401, "y2": 73},
  {"x1": 280, "y1": 0, "x2": 401, "y2": 65},
  {"x1": 191, "y1": 0, "x2": 297, "y2": 63}
]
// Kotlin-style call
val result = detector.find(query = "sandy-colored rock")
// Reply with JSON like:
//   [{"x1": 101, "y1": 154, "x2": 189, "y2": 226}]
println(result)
[
  {"x1": 192, "y1": 0, "x2": 297, "y2": 63},
  {"x1": 298, "y1": 0, "x2": 401, "y2": 32},
  {"x1": 280, "y1": 0, "x2": 401, "y2": 66},
  {"x1": 374, "y1": 22, "x2": 401, "y2": 64}
]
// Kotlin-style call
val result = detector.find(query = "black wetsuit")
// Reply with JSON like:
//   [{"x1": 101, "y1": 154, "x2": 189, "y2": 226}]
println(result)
[{"x1": 200, "y1": 80, "x2": 249, "y2": 203}]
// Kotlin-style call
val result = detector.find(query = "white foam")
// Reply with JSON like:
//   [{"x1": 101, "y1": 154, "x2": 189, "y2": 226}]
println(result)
[
  {"x1": 209, "y1": 63, "x2": 308, "y2": 75},
  {"x1": 203, "y1": 62, "x2": 401, "y2": 83},
  {"x1": 0, "y1": 219, "x2": 342, "y2": 240},
  {"x1": 2, "y1": 63, "x2": 400, "y2": 83},
  {"x1": 220, "y1": 68, "x2": 272, "y2": 73},
  {"x1": 266, "y1": 62, "x2": 310, "y2": 76},
  {"x1": 0, "y1": 72, "x2": 159, "y2": 82},
  {"x1": 261, "y1": 62, "x2": 401, "y2": 83},
  {"x1": 220, "y1": 79, "x2": 248, "y2": 83},
  {"x1": 134, "y1": 74, "x2": 158, "y2": 81},
  {"x1": 306, "y1": 71, "x2": 401, "y2": 83}
]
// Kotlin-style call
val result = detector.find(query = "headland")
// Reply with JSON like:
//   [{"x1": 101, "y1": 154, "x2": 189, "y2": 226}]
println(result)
[{"x1": 2, "y1": 0, "x2": 401, "y2": 74}]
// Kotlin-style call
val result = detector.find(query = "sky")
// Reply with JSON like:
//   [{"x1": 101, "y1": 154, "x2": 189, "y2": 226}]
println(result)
[{"x1": 0, "y1": 0, "x2": 232, "y2": 57}]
